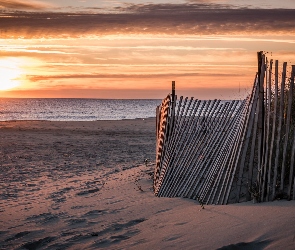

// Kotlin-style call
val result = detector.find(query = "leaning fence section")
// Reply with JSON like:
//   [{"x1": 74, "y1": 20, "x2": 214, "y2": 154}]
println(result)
[
  {"x1": 154, "y1": 52, "x2": 295, "y2": 204},
  {"x1": 247, "y1": 55, "x2": 295, "y2": 202}
]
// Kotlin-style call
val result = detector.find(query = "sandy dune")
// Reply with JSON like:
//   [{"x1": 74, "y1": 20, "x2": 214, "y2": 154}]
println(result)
[{"x1": 0, "y1": 119, "x2": 294, "y2": 249}]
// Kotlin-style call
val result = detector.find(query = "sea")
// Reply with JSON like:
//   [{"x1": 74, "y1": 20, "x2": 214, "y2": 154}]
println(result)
[{"x1": 0, "y1": 98, "x2": 162, "y2": 121}]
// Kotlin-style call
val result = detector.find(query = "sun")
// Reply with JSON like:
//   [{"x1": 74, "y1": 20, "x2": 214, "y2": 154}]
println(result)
[{"x1": 0, "y1": 59, "x2": 22, "y2": 91}]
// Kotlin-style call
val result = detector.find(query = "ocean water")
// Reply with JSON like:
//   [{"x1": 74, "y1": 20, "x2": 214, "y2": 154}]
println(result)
[{"x1": 0, "y1": 98, "x2": 161, "y2": 121}]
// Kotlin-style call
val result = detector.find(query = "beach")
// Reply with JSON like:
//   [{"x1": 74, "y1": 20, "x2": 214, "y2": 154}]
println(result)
[{"x1": 0, "y1": 118, "x2": 294, "y2": 250}]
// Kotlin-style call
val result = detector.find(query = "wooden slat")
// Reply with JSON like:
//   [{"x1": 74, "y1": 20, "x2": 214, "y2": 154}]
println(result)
[
  {"x1": 246, "y1": 99, "x2": 259, "y2": 201},
  {"x1": 287, "y1": 65, "x2": 295, "y2": 200},
  {"x1": 256, "y1": 53, "x2": 265, "y2": 201},
  {"x1": 280, "y1": 63, "x2": 293, "y2": 193},
  {"x1": 266, "y1": 60, "x2": 279, "y2": 201},
  {"x1": 272, "y1": 62, "x2": 287, "y2": 200},
  {"x1": 261, "y1": 58, "x2": 272, "y2": 201}
]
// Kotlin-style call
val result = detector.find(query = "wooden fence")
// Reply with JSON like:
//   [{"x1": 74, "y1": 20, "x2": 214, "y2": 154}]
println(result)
[{"x1": 154, "y1": 52, "x2": 295, "y2": 204}]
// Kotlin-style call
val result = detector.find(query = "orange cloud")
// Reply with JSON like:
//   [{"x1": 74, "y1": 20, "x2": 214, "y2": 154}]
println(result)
[{"x1": 1, "y1": 87, "x2": 246, "y2": 100}]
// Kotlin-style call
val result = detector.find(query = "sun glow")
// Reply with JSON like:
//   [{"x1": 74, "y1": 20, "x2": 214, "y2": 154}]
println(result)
[{"x1": 0, "y1": 59, "x2": 23, "y2": 91}]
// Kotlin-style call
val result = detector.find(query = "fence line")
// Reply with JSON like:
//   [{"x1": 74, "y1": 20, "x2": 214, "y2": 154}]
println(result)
[{"x1": 154, "y1": 52, "x2": 295, "y2": 204}]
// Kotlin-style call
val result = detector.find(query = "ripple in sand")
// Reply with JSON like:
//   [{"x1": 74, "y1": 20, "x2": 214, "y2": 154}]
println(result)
[
  {"x1": 26, "y1": 212, "x2": 60, "y2": 225},
  {"x1": 217, "y1": 240, "x2": 272, "y2": 250},
  {"x1": 76, "y1": 188, "x2": 100, "y2": 196},
  {"x1": 4, "y1": 231, "x2": 31, "y2": 242},
  {"x1": 22, "y1": 236, "x2": 56, "y2": 250}
]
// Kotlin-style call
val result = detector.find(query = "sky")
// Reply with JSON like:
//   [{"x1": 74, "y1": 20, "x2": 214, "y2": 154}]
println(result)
[{"x1": 0, "y1": 0, "x2": 295, "y2": 99}]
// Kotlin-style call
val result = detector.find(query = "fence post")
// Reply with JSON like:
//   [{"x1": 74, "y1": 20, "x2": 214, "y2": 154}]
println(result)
[
  {"x1": 170, "y1": 80, "x2": 176, "y2": 136},
  {"x1": 257, "y1": 51, "x2": 265, "y2": 200},
  {"x1": 288, "y1": 65, "x2": 295, "y2": 200},
  {"x1": 172, "y1": 81, "x2": 175, "y2": 102},
  {"x1": 261, "y1": 58, "x2": 272, "y2": 201},
  {"x1": 281, "y1": 64, "x2": 293, "y2": 193}
]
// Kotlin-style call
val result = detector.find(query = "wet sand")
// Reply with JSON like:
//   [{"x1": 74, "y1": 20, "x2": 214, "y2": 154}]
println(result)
[{"x1": 0, "y1": 119, "x2": 294, "y2": 249}]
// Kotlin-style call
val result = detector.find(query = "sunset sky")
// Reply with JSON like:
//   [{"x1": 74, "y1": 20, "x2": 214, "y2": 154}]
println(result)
[{"x1": 0, "y1": 0, "x2": 295, "y2": 99}]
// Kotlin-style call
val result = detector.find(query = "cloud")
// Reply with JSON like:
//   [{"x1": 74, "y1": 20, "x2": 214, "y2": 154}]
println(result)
[
  {"x1": 115, "y1": 2, "x2": 235, "y2": 11},
  {"x1": 27, "y1": 72, "x2": 244, "y2": 82},
  {"x1": 1, "y1": 87, "x2": 243, "y2": 99},
  {"x1": 0, "y1": 4, "x2": 294, "y2": 38},
  {"x1": 0, "y1": 0, "x2": 52, "y2": 10}
]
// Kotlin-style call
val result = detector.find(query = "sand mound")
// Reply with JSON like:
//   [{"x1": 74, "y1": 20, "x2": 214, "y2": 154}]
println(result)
[{"x1": 0, "y1": 119, "x2": 294, "y2": 249}]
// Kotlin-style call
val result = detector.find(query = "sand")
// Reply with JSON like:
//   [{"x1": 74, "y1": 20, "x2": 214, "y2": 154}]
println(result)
[{"x1": 0, "y1": 118, "x2": 294, "y2": 250}]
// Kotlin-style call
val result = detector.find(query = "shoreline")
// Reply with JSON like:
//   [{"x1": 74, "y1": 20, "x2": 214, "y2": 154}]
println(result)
[{"x1": 0, "y1": 116, "x2": 156, "y2": 122}]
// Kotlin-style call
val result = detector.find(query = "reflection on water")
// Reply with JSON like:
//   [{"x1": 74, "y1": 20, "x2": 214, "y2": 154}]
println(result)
[{"x1": 0, "y1": 98, "x2": 161, "y2": 121}]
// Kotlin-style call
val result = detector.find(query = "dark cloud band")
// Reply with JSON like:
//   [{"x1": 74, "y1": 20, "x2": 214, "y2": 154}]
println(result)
[{"x1": 0, "y1": 5, "x2": 294, "y2": 38}]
